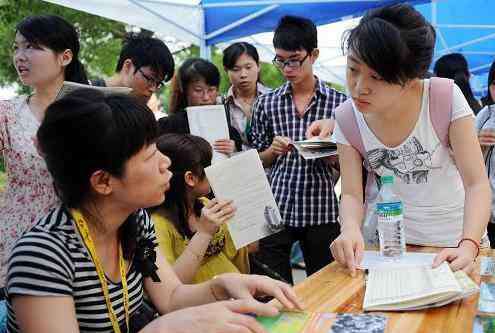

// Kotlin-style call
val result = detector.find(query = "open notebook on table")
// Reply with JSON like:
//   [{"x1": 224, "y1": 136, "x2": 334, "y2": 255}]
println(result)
[{"x1": 363, "y1": 262, "x2": 479, "y2": 311}]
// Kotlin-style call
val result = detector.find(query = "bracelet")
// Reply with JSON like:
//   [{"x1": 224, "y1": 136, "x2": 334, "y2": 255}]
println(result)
[{"x1": 457, "y1": 238, "x2": 480, "y2": 258}]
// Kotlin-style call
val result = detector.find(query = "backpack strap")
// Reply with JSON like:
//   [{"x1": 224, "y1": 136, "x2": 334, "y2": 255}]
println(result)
[
  {"x1": 335, "y1": 99, "x2": 373, "y2": 203},
  {"x1": 429, "y1": 77, "x2": 453, "y2": 148},
  {"x1": 334, "y1": 99, "x2": 366, "y2": 158}
]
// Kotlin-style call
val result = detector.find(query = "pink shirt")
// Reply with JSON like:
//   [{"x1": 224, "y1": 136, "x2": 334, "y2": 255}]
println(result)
[{"x1": 0, "y1": 97, "x2": 59, "y2": 286}]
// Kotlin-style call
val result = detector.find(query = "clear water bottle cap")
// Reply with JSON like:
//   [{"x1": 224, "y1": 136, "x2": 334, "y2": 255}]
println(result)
[{"x1": 381, "y1": 175, "x2": 394, "y2": 184}]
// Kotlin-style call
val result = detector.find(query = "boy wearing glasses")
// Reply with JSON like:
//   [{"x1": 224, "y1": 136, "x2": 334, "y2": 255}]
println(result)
[
  {"x1": 91, "y1": 35, "x2": 174, "y2": 104},
  {"x1": 250, "y1": 15, "x2": 346, "y2": 283}
]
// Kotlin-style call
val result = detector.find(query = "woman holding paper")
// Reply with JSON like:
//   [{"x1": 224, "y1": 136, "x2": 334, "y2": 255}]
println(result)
[
  {"x1": 0, "y1": 15, "x2": 89, "y2": 328},
  {"x1": 151, "y1": 133, "x2": 249, "y2": 284},
  {"x1": 157, "y1": 58, "x2": 243, "y2": 155},
  {"x1": 5, "y1": 90, "x2": 302, "y2": 333}
]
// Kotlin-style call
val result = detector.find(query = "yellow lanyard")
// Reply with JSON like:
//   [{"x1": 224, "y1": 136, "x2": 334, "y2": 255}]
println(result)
[{"x1": 71, "y1": 209, "x2": 130, "y2": 333}]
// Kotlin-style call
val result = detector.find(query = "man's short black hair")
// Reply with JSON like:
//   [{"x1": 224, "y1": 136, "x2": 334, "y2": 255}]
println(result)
[
  {"x1": 273, "y1": 15, "x2": 317, "y2": 53},
  {"x1": 116, "y1": 34, "x2": 175, "y2": 82}
]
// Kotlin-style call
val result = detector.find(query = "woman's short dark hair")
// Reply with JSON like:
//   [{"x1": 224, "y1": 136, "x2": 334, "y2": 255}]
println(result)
[
  {"x1": 273, "y1": 15, "x2": 317, "y2": 53},
  {"x1": 344, "y1": 4, "x2": 435, "y2": 85},
  {"x1": 37, "y1": 89, "x2": 158, "y2": 208},
  {"x1": 223, "y1": 42, "x2": 260, "y2": 70},
  {"x1": 168, "y1": 58, "x2": 220, "y2": 113},
  {"x1": 116, "y1": 34, "x2": 175, "y2": 82},
  {"x1": 481, "y1": 60, "x2": 495, "y2": 106},
  {"x1": 434, "y1": 53, "x2": 481, "y2": 113},
  {"x1": 16, "y1": 15, "x2": 88, "y2": 84},
  {"x1": 154, "y1": 133, "x2": 212, "y2": 238}
]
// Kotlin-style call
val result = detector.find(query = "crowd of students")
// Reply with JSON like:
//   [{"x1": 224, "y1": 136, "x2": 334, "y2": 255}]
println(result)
[{"x1": 0, "y1": 3, "x2": 493, "y2": 333}]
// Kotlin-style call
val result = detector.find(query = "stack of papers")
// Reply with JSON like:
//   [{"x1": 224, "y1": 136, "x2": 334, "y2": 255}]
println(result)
[{"x1": 291, "y1": 137, "x2": 337, "y2": 160}]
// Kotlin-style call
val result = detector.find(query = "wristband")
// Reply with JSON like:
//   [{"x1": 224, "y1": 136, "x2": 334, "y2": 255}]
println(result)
[{"x1": 457, "y1": 238, "x2": 480, "y2": 258}]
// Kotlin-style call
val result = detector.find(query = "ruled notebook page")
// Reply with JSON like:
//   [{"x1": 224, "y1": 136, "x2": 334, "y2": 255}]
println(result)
[{"x1": 363, "y1": 262, "x2": 462, "y2": 310}]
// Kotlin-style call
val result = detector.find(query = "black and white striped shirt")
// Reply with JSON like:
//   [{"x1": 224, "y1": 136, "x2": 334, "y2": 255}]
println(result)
[
  {"x1": 6, "y1": 206, "x2": 156, "y2": 332},
  {"x1": 250, "y1": 78, "x2": 346, "y2": 228}
]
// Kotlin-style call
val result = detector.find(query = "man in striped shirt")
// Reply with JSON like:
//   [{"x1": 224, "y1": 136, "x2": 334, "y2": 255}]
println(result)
[{"x1": 250, "y1": 15, "x2": 346, "y2": 284}]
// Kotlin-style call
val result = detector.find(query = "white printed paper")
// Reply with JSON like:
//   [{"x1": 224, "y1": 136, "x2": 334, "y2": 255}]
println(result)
[
  {"x1": 205, "y1": 149, "x2": 283, "y2": 249},
  {"x1": 358, "y1": 250, "x2": 435, "y2": 269},
  {"x1": 186, "y1": 105, "x2": 230, "y2": 164}
]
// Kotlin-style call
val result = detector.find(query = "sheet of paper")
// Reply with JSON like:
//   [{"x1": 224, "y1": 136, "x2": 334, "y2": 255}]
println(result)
[
  {"x1": 205, "y1": 149, "x2": 283, "y2": 249},
  {"x1": 257, "y1": 312, "x2": 309, "y2": 333},
  {"x1": 186, "y1": 105, "x2": 230, "y2": 164},
  {"x1": 480, "y1": 256, "x2": 495, "y2": 276},
  {"x1": 55, "y1": 81, "x2": 132, "y2": 100},
  {"x1": 479, "y1": 282, "x2": 495, "y2": 314},
  {"x1": 363, "y1": 263, "x2": 461, "y2": 310},
  {"x1": 473, "y1": 316, "x2": 495, "y2": 333},
  {"x1": 358, "y1": 250, "x2": 435, "y2": 269},
  {"x1": 330, "y1": 314, "x2": 387, "y2": 333}
]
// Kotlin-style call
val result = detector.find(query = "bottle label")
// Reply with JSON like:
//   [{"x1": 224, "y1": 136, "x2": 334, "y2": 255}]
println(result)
[{"x1": 376, "y1": 201, "x2": 403, "y2": 223}]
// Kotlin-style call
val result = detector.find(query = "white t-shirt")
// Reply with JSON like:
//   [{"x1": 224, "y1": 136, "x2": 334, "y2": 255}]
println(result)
[
  {"x1": 333, "y1": 80, "x2": 473, "y2": 247},
  {"x1": 475, "y1": 105, "x2": 495, "y2": 222}
]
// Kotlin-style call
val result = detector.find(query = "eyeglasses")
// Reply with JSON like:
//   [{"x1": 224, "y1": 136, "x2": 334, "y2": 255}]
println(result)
[
  {"x1": 191, "y1": 86, "x2": 218, "y2": 96},
  {"x1": 272, "y1": 53, "x2": 310, "y2": 70},
  {"x1": 138, "y1": 68, "x2": 165, "y2": 89}
]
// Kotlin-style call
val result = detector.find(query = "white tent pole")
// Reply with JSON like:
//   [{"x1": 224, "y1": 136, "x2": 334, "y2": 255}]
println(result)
[
  {"x1": 436, "y1": 24, "x2": 495, "y2": 29},
  {"x1": 430, "y1": 0, "x2": 449, "y2": 50},
  {"x1": 470, "y1": 62, "x2": 494, "y2": 73},
  {"x1": 437, "y1": 32, "x2": 495, "y2": 56},
  {"x1": 138, "y1": 0, "x2": 198, "y2": 9},
  {"x1": 130, "y1": 0, "x2": 201, "y2": 39},
  {"x1": 203, "y1": 0, "x2": 383, "y2": 8},
  {"x1": 462, "y1": 51, "x2": 495, "y2": 55},
  {"x1": 206, "y1": 4, "x2": 279, "y2": 40},
  {"x1": 199, "y1": 5, "x2": 211, "y2": 60}
]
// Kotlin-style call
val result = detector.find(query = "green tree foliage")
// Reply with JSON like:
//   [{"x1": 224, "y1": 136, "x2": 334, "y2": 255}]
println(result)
[{"x1": 0, "y1": 0, "x2": 126, "y2": 89}]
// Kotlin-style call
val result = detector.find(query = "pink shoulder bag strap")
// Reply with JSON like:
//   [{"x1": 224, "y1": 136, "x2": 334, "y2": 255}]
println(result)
[{"x1": 429, "y1": 77, "x2": 453, "y2": 148}]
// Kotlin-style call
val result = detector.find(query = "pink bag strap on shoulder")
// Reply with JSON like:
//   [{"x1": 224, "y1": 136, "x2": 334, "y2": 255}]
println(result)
[
  {"x1": 429, "y1": 77, "x2": 453, "y2": 148},
  {"x1": 334, "y1": 99, "x2": 366, "y2": 158}
]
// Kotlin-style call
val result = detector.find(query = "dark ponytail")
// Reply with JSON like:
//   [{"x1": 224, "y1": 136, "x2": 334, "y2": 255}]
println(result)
[
  {"x1": 16, "y1": 15, "x2": 88, "y2": 84},
  {"x1": 434, "y1": 53, "x2": 481, "y2": 113}
]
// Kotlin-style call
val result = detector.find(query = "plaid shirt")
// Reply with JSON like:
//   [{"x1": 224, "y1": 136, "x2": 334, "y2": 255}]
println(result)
[{"x1": 250, "y1": 78, "x2": 346, "y2": 227}]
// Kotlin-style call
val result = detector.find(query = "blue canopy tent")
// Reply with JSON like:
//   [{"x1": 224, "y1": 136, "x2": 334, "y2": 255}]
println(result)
[
  {"x1": 44, "y1": 0, "x2": 494, "y2": 96},
  {"x1": 416, "y1": 0, "x2": 495, "y2": 98},
  {"x1": 43, "y1": 0, "x2": 430, "y2": 58}
]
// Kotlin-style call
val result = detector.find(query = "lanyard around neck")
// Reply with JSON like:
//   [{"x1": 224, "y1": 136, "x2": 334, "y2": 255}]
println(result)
[{"x1": 71, "y1": 209, "x2": 129, "y2": 333}]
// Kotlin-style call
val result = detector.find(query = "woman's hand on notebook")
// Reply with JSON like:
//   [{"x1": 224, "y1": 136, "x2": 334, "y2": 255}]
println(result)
[
  {"x1": 329, "y1": 226, "x2": 365, "y2": 277},
  {"x1": 432, "y1": 243, "x2": 477, "y2": 273}
]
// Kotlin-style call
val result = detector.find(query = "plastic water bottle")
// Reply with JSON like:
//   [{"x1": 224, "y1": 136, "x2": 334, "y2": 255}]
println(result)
[{"x1": 376, "y1": 175, "x2": 406, "y2": 259}]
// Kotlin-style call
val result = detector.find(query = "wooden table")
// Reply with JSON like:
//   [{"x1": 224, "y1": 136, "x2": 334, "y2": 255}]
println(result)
[{"x1": 293, "y1": 246, "x2": 494, "y2": 333}]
